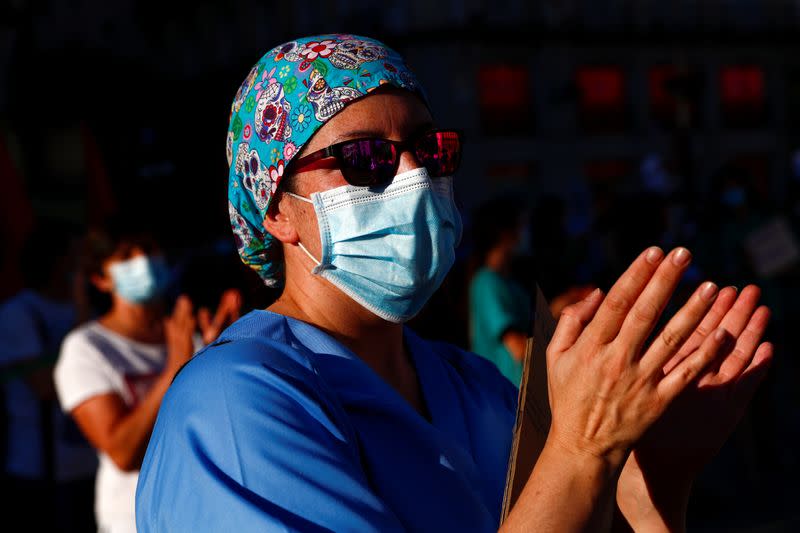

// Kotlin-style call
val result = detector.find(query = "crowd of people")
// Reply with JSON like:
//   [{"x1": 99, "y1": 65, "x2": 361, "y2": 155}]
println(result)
[{"x1": 0, "y1": 215, "x2": 247, "y2": 532}]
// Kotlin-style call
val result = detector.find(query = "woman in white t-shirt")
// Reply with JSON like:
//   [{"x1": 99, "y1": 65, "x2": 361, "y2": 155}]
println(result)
[{"x1": 54, "y1": 223, "x2": 241, "y2": 533}]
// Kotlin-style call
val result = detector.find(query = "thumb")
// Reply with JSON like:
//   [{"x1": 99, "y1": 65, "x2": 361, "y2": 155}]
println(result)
[
  {"x1": 228, "y1": 290, "x2": 242, "y2": 320},
  {"x1": 197, "y1": 307, "x2": 212, "y2": 332},
  {"x1": 547, "y1": 288, "x2": 604, "y2": 356},
  {"x1": 217, "y1": 289, "x2": 242, "y2": 322}
]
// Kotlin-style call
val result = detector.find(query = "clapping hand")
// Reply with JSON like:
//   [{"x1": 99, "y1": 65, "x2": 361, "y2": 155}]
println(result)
[
  {"x1": 545, "y1": 247, "x2": 732, "y2": 465},
  {"x1": 164, "y1": 295, "x2": 198, "y2": 373},
  {"x1": 197, "y1": 289, "x2": 243, "y2": 345},
  {"x1": 617, "y1": 285, "x2": 772, "y2": 530},
  {"x1": 504, "y1": 246, "x2": 772, "y2": 532},
  {"x1": 505, "y1": 247, "x2": 738, "y2": 532}
]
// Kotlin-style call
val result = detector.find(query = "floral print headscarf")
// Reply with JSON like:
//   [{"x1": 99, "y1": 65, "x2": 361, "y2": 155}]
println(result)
[{"x1": 227, "y1": 34, "x2": 427, "y2": 286}]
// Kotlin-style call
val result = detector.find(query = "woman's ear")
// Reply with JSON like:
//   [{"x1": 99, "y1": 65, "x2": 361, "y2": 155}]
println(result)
[
  {"x1": 262, "y1": 194, "x2": 300, "y2": 245},
  {"x1": 89, "y1": 272, "x2": 114, "y2": 294}
]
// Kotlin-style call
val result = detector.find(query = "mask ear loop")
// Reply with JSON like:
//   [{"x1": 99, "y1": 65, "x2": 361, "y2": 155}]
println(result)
[
  {"x1": 296, "y1": 242, "x2": 321, "y2": 267},
  {"x1": 286, "y1": 192, "x2": 313, "y2": 204},
  {"x1": 285, "y1": 192, "x2": 323, "y2": 268}
]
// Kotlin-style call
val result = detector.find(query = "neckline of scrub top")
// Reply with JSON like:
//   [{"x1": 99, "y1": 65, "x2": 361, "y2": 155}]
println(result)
[{"x1": 253, "y1": 309, "x2": 473, "y2": 457}]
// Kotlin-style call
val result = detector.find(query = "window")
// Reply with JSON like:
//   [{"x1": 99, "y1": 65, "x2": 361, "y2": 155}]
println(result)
[
  {"x1": 649, "y1": 65, "x2": 700, "y2": 129},
  {"x1": 720, "y1": 65, "x2": 766, "y2": 128},
  {"x1": 478, "y1": 64, "x2": 533, "y2": 136},
  {"x1": 576, "y1": 66, "x2": 628, "y2": 133}
]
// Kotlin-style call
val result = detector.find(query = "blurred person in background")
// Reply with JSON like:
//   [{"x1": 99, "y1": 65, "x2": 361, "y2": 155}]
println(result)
[
  {"x1": 468, "y1": 195, "x2": 594, "y2": 386},
  {"x1": 54, "y1": 217, "x2": 241, "y2": 533},
  {"x1": 135, "y1": 35, "x2": 773, "y2": 532},
  {"x1": 0, "y1": 220, "x2": 98, "y2": 532},
  {"x1": 690, "y1": 162, "x2": 792, "y2": 515},
  {"x1": 468, "y1": 195, "x2": 533, "y2": 385},
  {"x1": 526, "y1": 194, "x2": 596, "y2": 320},
  {"x1": 696, "y1": 163, "x2": 766, "y2": 287}
]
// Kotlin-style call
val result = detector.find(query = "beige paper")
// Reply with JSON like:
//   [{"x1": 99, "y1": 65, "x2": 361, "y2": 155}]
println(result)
[{"x1": 500, "y1": 284, "x2": 557, "y2": 522}]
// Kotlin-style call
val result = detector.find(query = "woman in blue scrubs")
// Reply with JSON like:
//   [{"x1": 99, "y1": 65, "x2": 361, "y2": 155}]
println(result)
[{"x1": 135, "y1": 35, "x2": 773, "y2": 532}]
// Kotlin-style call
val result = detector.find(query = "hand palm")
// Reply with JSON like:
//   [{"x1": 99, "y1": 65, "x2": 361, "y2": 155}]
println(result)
[
  {"x1": 623, "y1": 285, "x2": 772, "y2": 483},
  {"x1": 636, "y1": 367, "x2": 752, "y2": 475}
]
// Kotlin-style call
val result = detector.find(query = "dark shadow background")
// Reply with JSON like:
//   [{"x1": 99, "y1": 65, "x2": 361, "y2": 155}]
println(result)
[{"x1": 1, "y1": 1, "x2": 799, "y2": 531}]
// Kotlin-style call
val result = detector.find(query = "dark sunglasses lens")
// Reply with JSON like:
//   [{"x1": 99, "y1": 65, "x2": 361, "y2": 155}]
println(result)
[
  {"x1": 339, "y1": 139, "x2": 397, "y2": 186},
  {"x1": 415, "y1": 131, "x2": 461, "y2": 177}
]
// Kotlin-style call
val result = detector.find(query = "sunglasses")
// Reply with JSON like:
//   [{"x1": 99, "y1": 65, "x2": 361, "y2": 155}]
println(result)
[{"x1": 288, "y1": 129, "x2": 462, "y2": 187}]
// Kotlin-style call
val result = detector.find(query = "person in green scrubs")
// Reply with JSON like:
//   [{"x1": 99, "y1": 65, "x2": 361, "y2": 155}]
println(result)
[{"x1": 469, "y1": 196, "x2": 531, "y2": 385}]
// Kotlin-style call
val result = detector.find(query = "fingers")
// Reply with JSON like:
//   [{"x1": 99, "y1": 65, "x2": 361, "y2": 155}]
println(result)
[
  {"x1": 196, "y1": 290, "x2": 243, "y2": 345},
  {"x1": 228, "y1": 290, "x2": 242, "y2": 320},
  {"x1": 222, "y1": 288, "x2": 243, "y2": 305},
  {"x1": 733, "y1": 342, "x2": 774, "y2": 402},
  {"x1": 173, "y1": 295, "x2": 194, "y2": 319},
  {"x1": 174, "y1": 296, "x2": 196, "y2": 333},
  {"x1": 717, "y1": 285, "x2": 762, "y2": 338},
  {"x1": 197, "y1": 307, "x2": 212, "y2": 332},
  {"x1": 640, "y1": 281, "x2": 719, "y2": 375},
  {"x1": 213, "y1": 306, "x2": 230, "y2": 329},
  {"x1": 616, "y1": 248, "x2": 695, "y2": 352},
  {"x1": 213, "y1": 289, "x2": 243, "y2": 326},
  {"x1": 548, "y1": 288, "x2": 604, "y2": 355},
  {"x1": 658, "y1": 327, "x2": 730, "y2": 403},
  {"x1": 582, "y1": 247, "x2": 666, "y2": 345},
  {"x1": 716, "y1": 306, "x2": 771, "y2": 382},
  {"x1": 665, "y1": 285, "x2": 739, "y2": 372},
  {"x1": 165, "y1": 295, "x2": 196, "y2": 340},
  {"x1": 661, "y1": 285, "x2": 738, "y2": 375}
]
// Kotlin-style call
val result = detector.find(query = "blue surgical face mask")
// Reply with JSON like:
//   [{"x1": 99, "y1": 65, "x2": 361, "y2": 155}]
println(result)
[
  {"x1": 109, "y1": 255, "x2": 170, "y2": 304},
  {"x1": 287, "y1": 167, "x2": 462, "y2": 323}
]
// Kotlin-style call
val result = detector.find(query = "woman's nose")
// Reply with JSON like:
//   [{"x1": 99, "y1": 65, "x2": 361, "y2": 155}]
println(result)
[{"x1": 397, "y1": 149, "x2": 423, "y2": 175}]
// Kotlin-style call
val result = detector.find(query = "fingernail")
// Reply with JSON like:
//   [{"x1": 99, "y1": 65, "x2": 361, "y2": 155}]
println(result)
[
  {"x1": 731, "y1": 286, "x2": 739, "y2": 293},
  {"x1": 645, "y1": 246, "x2": 663, "y2": 264},
  {"x1": 672, "y1": 247, "x2": 692, "y2": 266},
  {"x1": 714, "y1": 328, "x2": 727, "y2": 342},
  {"x1": 585, "y1": 288, "x2": 602, "y2": 301},
  {"x1": 701, "y1": 281, "x2": 718, "y2": 301}
]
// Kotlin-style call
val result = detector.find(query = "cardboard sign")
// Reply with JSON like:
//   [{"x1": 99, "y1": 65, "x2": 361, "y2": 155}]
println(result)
[
  {"x1": 743, "y1": 216, "x2": 800, "y2": 278},
  {"x1": 500, "y1": 284, "x2": 557, "y2": 522}
]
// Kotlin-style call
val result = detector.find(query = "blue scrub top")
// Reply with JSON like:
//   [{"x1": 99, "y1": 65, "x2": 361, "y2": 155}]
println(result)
[{"x1": 135, "y1": 310, "x2": 518, "y2": 532}]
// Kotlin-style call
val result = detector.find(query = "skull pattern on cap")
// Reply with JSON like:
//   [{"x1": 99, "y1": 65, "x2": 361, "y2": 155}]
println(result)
[{"x1": 227, "y1": 34, "x2": 427, "y2": 286}]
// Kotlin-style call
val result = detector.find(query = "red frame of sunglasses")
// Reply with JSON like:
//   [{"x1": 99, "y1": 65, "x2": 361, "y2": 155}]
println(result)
[{"x1": 287, "y1": 129, "x2": 463, "y2": 186}]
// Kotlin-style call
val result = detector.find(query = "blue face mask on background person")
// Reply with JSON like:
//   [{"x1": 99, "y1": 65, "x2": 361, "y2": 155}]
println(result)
[
  {"x1": 109, "y1": 255, "x2": 171, "y2": 304},
  {"x1": 288, "y1": 167, "x2": 462, "y2": 323}
]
